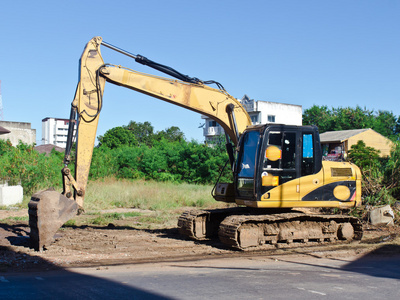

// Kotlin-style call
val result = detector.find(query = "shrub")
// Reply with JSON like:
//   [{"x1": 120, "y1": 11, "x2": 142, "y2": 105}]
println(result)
[{"x1": 0, "y1": 141, "x2": 63, "y2": 195}]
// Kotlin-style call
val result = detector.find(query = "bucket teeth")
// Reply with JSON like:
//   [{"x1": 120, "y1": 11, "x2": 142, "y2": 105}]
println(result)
[{"x1": 28, "y1": 189, "x2": 78, "y2": 251}]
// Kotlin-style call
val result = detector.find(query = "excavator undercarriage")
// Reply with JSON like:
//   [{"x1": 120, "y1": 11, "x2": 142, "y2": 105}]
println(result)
[{"x1": 178, "y1": 208, "x2": 362, "y2": 250}]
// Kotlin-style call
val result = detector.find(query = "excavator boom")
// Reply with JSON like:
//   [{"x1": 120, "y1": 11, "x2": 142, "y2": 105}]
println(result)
[
  {"x1": 67, "y1": 36, "x2": 251, "y2": 208},
  {"x1": 29, "y1": 36, "x2": 252, "y2": 250}
]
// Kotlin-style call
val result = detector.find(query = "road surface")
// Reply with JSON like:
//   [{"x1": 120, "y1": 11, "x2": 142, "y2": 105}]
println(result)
[{"x1": 1, "y1": 249, "x2": 399, "y2": 300}]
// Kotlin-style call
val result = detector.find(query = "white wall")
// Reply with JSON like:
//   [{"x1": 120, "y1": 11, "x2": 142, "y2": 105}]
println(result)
[
  {"x1": 0, "y1": 184, "x2": 23, "y2": 206},
  {"x1": 202, "y1": 99, "x2": 303, "y2": 142},
  {"x1": 257, "y1": 101, "x2": 302, "y2": 126},
  {"x1": 0, "y1": 121, "x2": 36, "y2": 145}
]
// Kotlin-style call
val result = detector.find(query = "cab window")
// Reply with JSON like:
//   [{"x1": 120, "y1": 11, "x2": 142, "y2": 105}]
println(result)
[
  {"x1": 236, "y1": 130, "x2": 260, "y2": 198},
  {"x1": 302, "y1": 133, "x2": 315, "y2": 176},
  {"x1": 237, "y1": 131, "x2": 260, "y2": 178},
  {"x1": 264, "y1": 132, "x2": 296, "y2": 171}
]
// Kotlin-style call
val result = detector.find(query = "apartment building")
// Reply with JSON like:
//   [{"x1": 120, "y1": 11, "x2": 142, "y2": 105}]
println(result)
[
  {"x1": 42, "y1": 117, "x2": 76, "y2": 148},
  {"x1": 202, "y1": 95, "x2": 302, "y2": 142}
]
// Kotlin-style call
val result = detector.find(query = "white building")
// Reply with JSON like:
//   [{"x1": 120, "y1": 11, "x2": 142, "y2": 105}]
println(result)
[
  {"x1": 202, "y1": 95, "x2": 302, "y2": 142},
  {"x1": 42, "y1": 117, "x2": 76, "y2": 148},
  {"x1": 0, "y1": 121, "x2": 36, "y2": 146}
]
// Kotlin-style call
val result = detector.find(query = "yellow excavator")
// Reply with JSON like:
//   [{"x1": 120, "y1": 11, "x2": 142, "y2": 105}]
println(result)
[{"x1": 29, "y1": 37, "x2": 363, "y2": 251}]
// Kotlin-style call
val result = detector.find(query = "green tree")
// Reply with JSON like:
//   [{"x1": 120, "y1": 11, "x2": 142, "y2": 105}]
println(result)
[
  {"x1": 0, "y1": 142, "x2": 64, "y2": 195},
  {"x1": 332, "y1": 106, "x2": 374, "y2": 131},
  {"x1": 89, "y1": 147, "x2": 120, "y2": 180},
  {"x1": 111, "y1": 138, "x2": 231, "y2": 184},
  {"x1": 0, "y1": 139, "x2": 13, "y2": 155},
  {"x1": 116, "y1": 146, "x2": 147, "y2": 179},
  {"x1": 347, "y1": 140, "x2": 390, "y2": 204},
  {"x1": 302, "y1": 105, "x2": 334, "y2": 133},
  {"x1": 98, "y1": 126, "x2": 137, "y2": 149},
  {"x1": 127, "y1": 121, "x2": 155, "y2": 147},
  {"x1": 372, "y1": 111, "x2": 400, "y2": 139},
  {"x1": 347, "y1": 140, "x2": 380, "y2": 169},
  {"x1": 303, "y1": 105, "x2": 400, "y2": 140},
  {"x1": 384, "y1": 140, "x2": 400, "y2": 199},
  {"x1": 155, "y1": 126, "x2": 185, "y2": 143}
]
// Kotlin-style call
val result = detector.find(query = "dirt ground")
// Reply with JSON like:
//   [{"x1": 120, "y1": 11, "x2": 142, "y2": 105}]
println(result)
[{"x1": 1, "y1": 208, "x2": 400, "y2": 273}]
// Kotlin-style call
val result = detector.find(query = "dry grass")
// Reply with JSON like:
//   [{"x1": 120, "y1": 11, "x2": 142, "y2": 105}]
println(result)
[
  {"x1": 84, "y1": 178, "x2": 230, "y2": 212},
  {"x1": 7, "y1": 178, "x2": 232, "y2": 229},
  {"x1": 73, "y1": 178, "x2": 233, "y2": 229}
]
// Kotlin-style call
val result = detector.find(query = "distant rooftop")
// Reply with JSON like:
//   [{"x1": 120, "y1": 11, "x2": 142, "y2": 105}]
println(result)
[
  {"x1": 320, "y1": 129, "x2": 369, "y2": 143},
  {"x1": 34, "y1": 144, "x2": 64, "y2": 155},
  {"x1": 0, "y1": 126, "x2": 10, "y2": 135}
]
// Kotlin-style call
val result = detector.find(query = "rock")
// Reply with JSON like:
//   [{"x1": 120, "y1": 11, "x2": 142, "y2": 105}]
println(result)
[{"x1": 369, "y1": 205, "x2": 394, "y2": 226}]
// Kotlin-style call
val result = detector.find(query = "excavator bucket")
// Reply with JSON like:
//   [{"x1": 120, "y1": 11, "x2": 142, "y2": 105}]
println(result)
[{"x1": 28, "y1": 189, "x2": 78, "y2": 251}]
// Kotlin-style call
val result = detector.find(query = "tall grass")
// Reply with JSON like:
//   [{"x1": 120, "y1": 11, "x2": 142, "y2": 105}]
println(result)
[{"x1": 83, "y1": 178, "x2": 229, "y2": 212}]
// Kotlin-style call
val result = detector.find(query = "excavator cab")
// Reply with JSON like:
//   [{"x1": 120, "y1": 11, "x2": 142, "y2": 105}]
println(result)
[
  {"x1": 183, "y1": 124, "x2": 362, "y2": 246},
  {"x1": 235, "y1": 124, "x2": 322, "y2": 201},
  {"x1": 233, "y1": 124, "x2": 360, "y2": 208}
]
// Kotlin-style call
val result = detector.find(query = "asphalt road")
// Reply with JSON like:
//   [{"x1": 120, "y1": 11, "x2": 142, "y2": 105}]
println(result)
[{"x1": 1, "y1": 252, "x2": 399, "y2": 300}]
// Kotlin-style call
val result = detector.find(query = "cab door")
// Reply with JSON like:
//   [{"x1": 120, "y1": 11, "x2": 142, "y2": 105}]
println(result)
[
  {"x1": 262, "y1": 130, "x2": 300, "y2": 201},
  {"x1": 236, "y1": 130, "x2": 261, "y2": 200},
  {"x1": 298, "y1": 131, "x2": 323, "y2": 200}
]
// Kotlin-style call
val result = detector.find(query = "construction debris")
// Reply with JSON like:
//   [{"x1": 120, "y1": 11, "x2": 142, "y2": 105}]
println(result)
[{"x1": 369, "y1": 205, "x2": 395, "y2": 226}]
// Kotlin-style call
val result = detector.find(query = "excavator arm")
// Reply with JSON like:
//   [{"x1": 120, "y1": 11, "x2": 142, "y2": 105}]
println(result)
[
  {"x1": 29, "y1": 36, "x2": 251, "y2": 250},
  {"x1": 65, "y1": 36, "x2": 251, "y2": 207}
]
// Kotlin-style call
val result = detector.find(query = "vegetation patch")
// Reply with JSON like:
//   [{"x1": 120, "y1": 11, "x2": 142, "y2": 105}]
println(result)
[
  {"x1": 83, "y1": 178, "x2": 228, "y2": 212},
  {"x1": 0, "y1": 216, "x2": 29, "y2": 223},
  {"x1": 304, "y1": 105, "x2": 400, "y2": 205}
]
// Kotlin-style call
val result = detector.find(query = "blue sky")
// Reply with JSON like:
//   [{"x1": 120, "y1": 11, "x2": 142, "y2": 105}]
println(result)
[{"x1": 0, "y1": 1, "x2": 399, "y2": 143}]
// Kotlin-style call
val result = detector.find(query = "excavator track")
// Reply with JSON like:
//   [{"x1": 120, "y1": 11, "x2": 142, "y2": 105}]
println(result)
[
  {"x1": 218, "y1": 213, "x2": 363, "y2": 250},
  {"x1": 178, "y1": 207, "x2": 247, "y2": 240},
  {"x1": 178, "y1": 207, "x2": 292, "y2": 241}
]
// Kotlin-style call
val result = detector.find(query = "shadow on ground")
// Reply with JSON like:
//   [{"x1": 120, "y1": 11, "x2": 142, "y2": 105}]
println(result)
[
  {"x1": 1, "y1": 235, "x2": 172, "y2": 299},
  {"x1": 342, "y1": 244, "x2": 400, "y2": 279}
]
